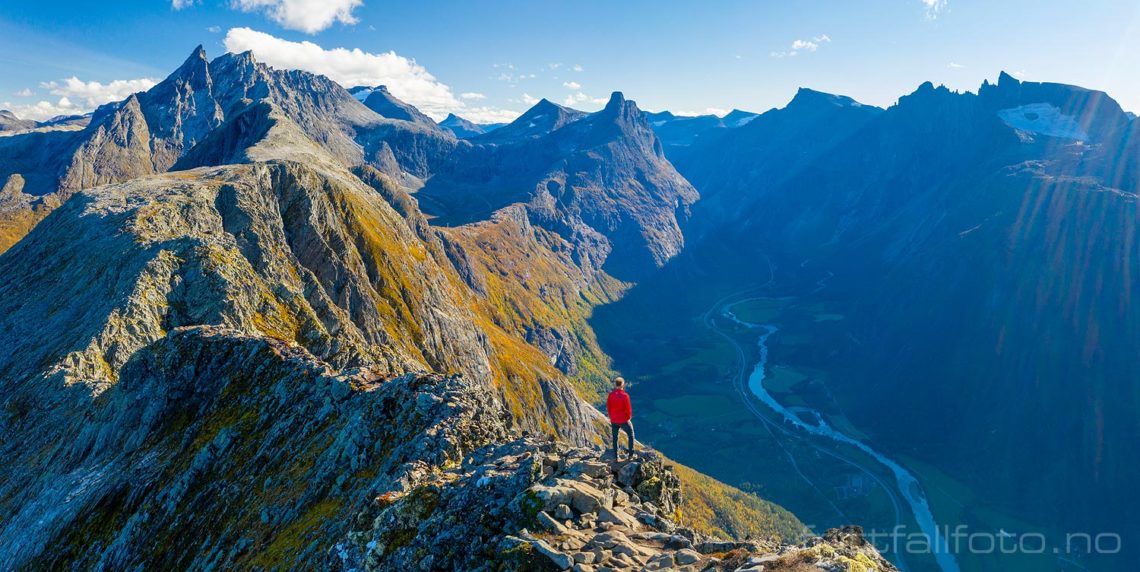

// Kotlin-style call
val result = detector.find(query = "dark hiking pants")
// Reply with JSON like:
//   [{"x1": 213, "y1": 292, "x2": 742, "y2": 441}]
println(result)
[{"x1": 611, "y1": 421, "x2": 634, "y2": 455}]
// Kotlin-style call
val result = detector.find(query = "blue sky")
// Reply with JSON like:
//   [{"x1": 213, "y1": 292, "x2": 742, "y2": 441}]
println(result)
[{"x1": 2, "y1": 0, "x2": 1139, "y2": 122}]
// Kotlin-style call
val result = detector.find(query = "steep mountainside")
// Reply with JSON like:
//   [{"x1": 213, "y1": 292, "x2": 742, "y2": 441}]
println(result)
[
  {"x1": 610, "y1": 72, "x2": 1140, "y2": 568},
  {"x1": 421, "y1": 92, "x2": 698, "y2": 281},
  {"x1": 350, "y1": 85, "x2": 443, "y2": 131},
  {"x1": 0, "y1": 46, "x2": 879, "y2": 570}
]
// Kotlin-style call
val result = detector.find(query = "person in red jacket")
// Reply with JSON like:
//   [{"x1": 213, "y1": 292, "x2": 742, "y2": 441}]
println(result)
[{"x1": 606, "y1": 377, "x2": 635, "y2": 459}]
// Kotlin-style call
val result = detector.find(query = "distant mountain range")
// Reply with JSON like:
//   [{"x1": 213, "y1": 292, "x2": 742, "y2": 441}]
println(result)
[{"x1": 614, "y1": 69, "x2": 1139, "y2": 570}]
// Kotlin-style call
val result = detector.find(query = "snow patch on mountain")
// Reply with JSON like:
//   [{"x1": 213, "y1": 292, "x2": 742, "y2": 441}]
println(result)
[
  {"x1": 726, "y1": 114, "x2": 759, "y2": 127},
  {"x1": 998, "y1": 103, "x2": 1088, "y2": 141}
]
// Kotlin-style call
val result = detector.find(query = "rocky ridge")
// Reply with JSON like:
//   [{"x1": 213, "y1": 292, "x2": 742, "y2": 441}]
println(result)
[{"x1": 334, "y1": 438, "x2": 895, "y2": 572}]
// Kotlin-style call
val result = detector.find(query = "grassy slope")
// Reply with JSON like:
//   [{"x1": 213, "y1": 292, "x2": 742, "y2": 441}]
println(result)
[{"x1": 434, "y1": 201, "x2": 811, "y2": 541}]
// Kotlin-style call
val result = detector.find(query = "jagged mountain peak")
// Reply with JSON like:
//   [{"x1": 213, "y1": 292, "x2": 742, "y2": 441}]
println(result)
[
  {"x1": 593, "y1": 91, "x2": 643, "y2": 123},
  {"x1": 473, "y1": 97, "x2": 585, "y2": 142},
  {"x1": 168, "y1": 44, "x2": 213, "y2": 90},
  {"x1": 604, "y1": 90, "x2": 626, "y2": 109},
  {"x1": 356, "y1": 85, "x2": 439, "y2": 129}
]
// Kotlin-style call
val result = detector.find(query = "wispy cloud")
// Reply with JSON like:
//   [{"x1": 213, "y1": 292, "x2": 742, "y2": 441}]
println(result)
[
  {"x1": 948, "y1": 62, "x2": 964, "y2": 69},
  {"x1": 460, "y1": 92, "x2": 486, "y2": 100},
  {"x1": 771, "y1": 34, "x2": 831, "y2": 58},
  {"x1": 571, "y1": 64, "x2": 583, "y2": 72},
  {"x1": 171, "y1": 0, "x2": 197, "y2": 9},
  {"x1": 2, "y1": 98, "x2": 82, "y2": 121},
  {"x1": 520, "y1": 93, "x2": 540, "y2": 106},
  {"x1": 13, "y1": 88, "x2": 34, "y2": 97},
  {"x1": 207, "y1": 25, "x2": 222, "y2": 33},
  {"x1": 563, "y1": 81, "x2": 581, "y2": 90}
]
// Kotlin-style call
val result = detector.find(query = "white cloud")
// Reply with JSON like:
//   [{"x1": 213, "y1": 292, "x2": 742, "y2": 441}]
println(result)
[
  {"x1": 5, "y1": 75, "x2": 158, "y2": 121},
  {"x1": 563, "y1": 81, "x2": 581, "y2": 90},
  {"x1": 207, "y1": 25, "x2": 222, "y2": 33},
  {"x1": 172, "y1": 0, "x2": 197, "y2": 9},
  {"x1": 41, "y1": 77, "x2": 159, "y2": 108},
  {"x1": 571, "y1": 64, "x2": 583, "y2": 72},
  {"x1": 231, "y1": 0, "x2": 363, "y2": 34},
  {"x1": 548, "y1": 63, "x2": 562, "y2": 70},
  {"x1": 948, "y1": 62, "x2": 964, "y2": 69},
  {"x1": 225, "y1": 27, "x2": 459, "y2": 116},
  {"x1": 521, "y1": 93, "x2": 540, "y2": 106},
  {"x1": 922, "y1": 0, "x2": 948, "y2": 18},
  {"x1": 2, "y1": 97, "x2": 82, "y2": 121},
  {"x1": 772, "y1": 34, "x2": 830, "y2": 58},
  {"x1": 224, "y1": 28, "x2": 518, "y2": 121},
  {"x1": 460, "y1": 92, "x2": 486, "y2": 100},
  {"x1": 1012, "y1": 70, "x2": 1027, "y2": 79}
]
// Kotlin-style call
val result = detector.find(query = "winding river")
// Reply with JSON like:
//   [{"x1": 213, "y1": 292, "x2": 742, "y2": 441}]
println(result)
[{"x1": 727, "y1": 303, "x2": 961, "y2": 572}]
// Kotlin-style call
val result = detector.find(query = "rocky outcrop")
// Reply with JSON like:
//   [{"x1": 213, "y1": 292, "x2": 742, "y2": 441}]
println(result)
[
  {"x1": 0, "y1": 326, "x2": 510, "y2": 569},
  {"x1": 334, "y1": 438, "x2": 896, "y2": 572}
]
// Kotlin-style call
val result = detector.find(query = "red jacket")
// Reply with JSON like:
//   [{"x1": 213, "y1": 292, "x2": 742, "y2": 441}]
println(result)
[{"x1": 607, "y1": 388, "x2": 632, "y2": 424}]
